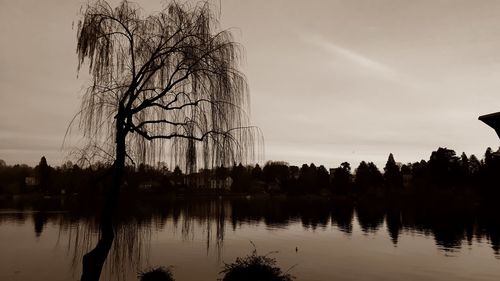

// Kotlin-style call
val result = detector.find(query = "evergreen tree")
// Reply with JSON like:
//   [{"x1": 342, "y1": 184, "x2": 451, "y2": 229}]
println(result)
[
  {"x1": 215, "y1": 165, "x2": 229, "y2": 180},
  {"x1": 485, "y1": 147, "x2": 493, "y2": 167},
  {"x1": 469, "y1": 154, "x2": 481, "y2": 176},
  {"x1": 331, "y1": 162, "x2": 352, "y2": 195},
  {"x1": 172, "y1": 166, "x2": 183, "y2": 185},
  {"x1": 428, "y1": 147, "x2": 459, "y2": 187},
  {"x1": 317, "y1": 165, "x2": 330, "y2": 190},
  {"x1": 231, "y1": 163, "x2": 250, "y2": 192},
  {"x1": 367, "y1": 162, "x2": 384, "y2": 186},
  {"x1": 354, "y1": 161, "x2": 370, "y2": 191},
  {"x1": 384, "y1": 153, "x2": 403, "y2": 189},
  {"x1": 251, "y1": 164, "x2": 263, "y2": 181},
  {"x1": 36, "y1": 156, "x2": 51, "y2": 194}
]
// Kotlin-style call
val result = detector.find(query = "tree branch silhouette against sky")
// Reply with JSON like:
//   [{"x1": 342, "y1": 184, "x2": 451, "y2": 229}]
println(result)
[{"x1": 1, "y1": 0, "x2": 500, "y2": 168}]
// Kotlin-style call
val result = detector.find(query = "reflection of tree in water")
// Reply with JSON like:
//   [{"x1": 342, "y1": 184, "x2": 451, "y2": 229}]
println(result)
[
  {"x1": 2, "y1": 196, "x2": 500, "y2": 280},
  {"x1": 33, "y1": 211, "x2": 48, "y2": 237},
  {"x1": 175, "y1": 199, "x2": 228, "y2": 257},
  {"x1": 385, "y1": 206, "x2": 402, "y2": 245},
  {"x1": 62, "y1": 199, "x2": 230, "y2": 280},
  {"x1": 356, "y1": 200, "x2": 385, "y2": 234},
  {"x1": 300, "y1": 200, "x2": 330, "y2": 230},
  {"x1": 330, "y1": 201, "x2": 354, "y2": 234},
  {"x1": 63, "y1": 215, "x2": 152, "y2": 281},
  {"x1": 477, "y1": 207, "x2": 500, "y2": 257}
]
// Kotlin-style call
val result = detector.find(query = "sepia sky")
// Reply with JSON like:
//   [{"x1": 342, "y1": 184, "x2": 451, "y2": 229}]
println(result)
[{"x1": 1, "y1": 0, "x2": 500, "y2": 168}]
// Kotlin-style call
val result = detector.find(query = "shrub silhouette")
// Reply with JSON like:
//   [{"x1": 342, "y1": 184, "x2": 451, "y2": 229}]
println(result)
[
  {"x1": 220, "y1": 248, "x2": 294, "y2": 281},
  {"x1": 138, "y1": 267, "x2": 175, "y2": 281}
]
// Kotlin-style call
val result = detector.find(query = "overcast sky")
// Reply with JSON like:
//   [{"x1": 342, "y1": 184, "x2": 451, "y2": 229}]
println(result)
[{"x1": 1, "y1": 0, "x2": 500, "y2": 168}]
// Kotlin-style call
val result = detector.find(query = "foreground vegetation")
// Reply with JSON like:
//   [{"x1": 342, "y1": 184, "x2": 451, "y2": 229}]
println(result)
[
  {"x1": 220, "y1": 249, "x2": 294, "y2": 281},
  {"x1": 138, "y1": 248, "x2": 294, "y2": 281}
]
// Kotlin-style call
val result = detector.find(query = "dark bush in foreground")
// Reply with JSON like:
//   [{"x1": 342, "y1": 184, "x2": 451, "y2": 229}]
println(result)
[
  {"x1": 220, "y1": 250, "x2": 294, "y2": 281},
  {"x1": 139, "y1": 267, "x2": 175, "y2": 281}
]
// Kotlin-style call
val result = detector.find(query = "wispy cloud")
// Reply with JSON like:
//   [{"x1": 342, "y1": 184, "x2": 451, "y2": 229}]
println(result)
[{"x1": 301, "y1": 33, "x2": 413, "y2": 84}]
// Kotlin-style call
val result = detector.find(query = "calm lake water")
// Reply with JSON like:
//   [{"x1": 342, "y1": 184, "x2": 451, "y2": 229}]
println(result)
[{"x1": 0, "y1": 197, "x2": 499, "y2": 281}]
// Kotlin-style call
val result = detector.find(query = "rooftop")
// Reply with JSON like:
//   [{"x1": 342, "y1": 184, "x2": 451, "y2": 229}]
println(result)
[{"x1": 479, "y1": 112, "x2": 500, "y2": 138}]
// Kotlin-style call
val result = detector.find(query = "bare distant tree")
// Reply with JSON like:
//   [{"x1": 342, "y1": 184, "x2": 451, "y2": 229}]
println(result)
[{"x1": 73, "y1": 1, "x2": 261, "y2": 280}]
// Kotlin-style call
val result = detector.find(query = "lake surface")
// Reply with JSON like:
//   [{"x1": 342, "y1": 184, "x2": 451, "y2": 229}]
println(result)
[{"x1": 1, "y1": 197, "x2": 499, "y2": 281}]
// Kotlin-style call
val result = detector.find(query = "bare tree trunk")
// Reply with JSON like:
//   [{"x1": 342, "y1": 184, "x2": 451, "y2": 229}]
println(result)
[
  {"x1": 107, "y1": 114, "x2": 126, "y2": 213},
  {"x1": 81, "y1": 115, "x2": 127, "y2": 281}
]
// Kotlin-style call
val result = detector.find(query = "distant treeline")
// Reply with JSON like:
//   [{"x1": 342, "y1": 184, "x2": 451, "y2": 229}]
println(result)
[{"x1": 1, "y1": 146, "x2": 500, "y2": 197}]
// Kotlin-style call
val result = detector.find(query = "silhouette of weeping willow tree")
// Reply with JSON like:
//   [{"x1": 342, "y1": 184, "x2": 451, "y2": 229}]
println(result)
[
  {"x1": 73, "y1": 1, "x2": 261, "y2": 280},
  {"x1": 74, "y1": 0, "x2": 261, "y2": 178}
]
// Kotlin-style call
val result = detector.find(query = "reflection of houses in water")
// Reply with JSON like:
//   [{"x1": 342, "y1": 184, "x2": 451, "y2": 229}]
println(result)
[{"x1": 479, "y1": 112, "x2": 500, "y2": 138}]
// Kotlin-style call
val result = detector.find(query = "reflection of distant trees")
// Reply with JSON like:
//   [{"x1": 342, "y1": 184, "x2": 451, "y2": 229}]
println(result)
[
  {"x1": 2, "y1": 197, "x2": 500, "y2": 258},
  {"x1": 356, "y1": 199, "x2": 385, "y2": 233}
]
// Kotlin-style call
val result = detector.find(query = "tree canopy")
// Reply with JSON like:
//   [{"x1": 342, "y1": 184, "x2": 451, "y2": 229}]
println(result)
[{"x1": 74, "y1": 0, "x2": 261, "y2": 173}]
